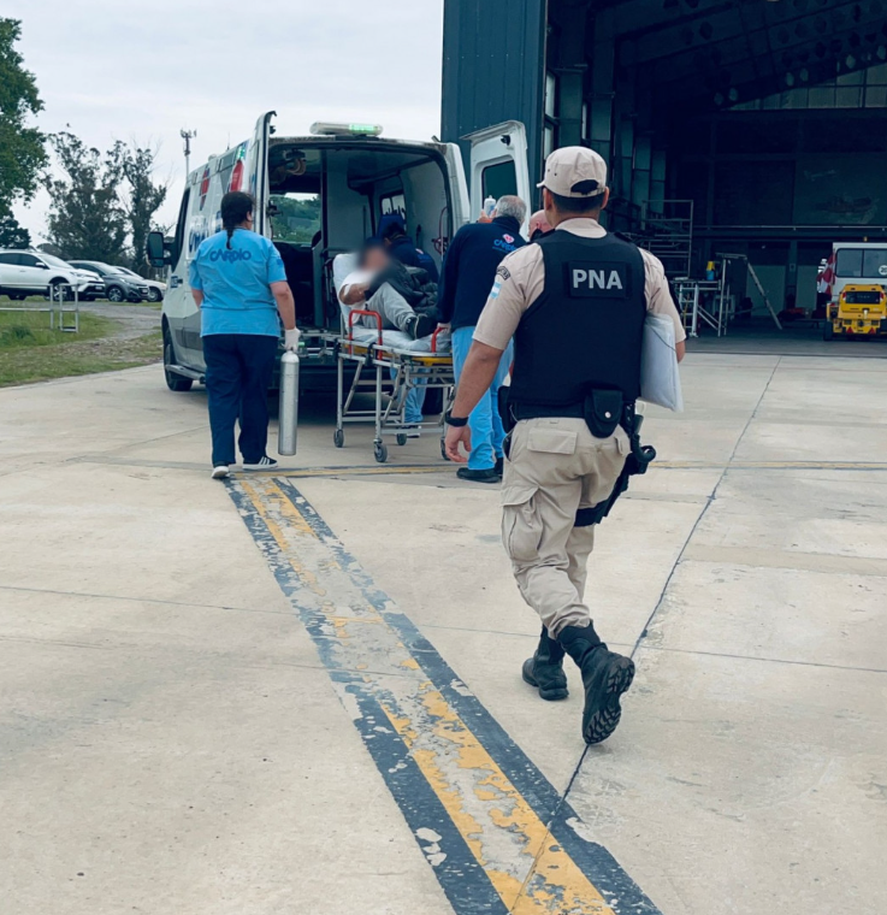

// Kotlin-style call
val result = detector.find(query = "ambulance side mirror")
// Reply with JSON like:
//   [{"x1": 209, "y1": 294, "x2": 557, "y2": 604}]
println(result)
[{"x1": 147, "y1": 231, "x2": 172, "y2": 269}]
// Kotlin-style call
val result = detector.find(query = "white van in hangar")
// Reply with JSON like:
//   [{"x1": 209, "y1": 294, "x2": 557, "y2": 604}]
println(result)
[{"x1": 149, "y1": 112, "x2": 530, "y2": 392}]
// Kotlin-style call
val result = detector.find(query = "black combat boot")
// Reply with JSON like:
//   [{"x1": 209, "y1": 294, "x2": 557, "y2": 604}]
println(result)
[
  {"x1": 558, "y1": 624, "x2": 635, "y2": 745},
  {"x1": 522, "y1": 627, "x2": 569, "y2": 701}
]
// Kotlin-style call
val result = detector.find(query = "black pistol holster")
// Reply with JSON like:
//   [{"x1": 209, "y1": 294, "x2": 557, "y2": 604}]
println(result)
[
  {"x1": 498, "y1": 388, "x2": 656, "y2": 520},
  {"x1": 575, "y1": 396, "x2": 657, "y2": 528},
  {"x1": 498, "y1": 386, "x2": 516, "y2": 459}
]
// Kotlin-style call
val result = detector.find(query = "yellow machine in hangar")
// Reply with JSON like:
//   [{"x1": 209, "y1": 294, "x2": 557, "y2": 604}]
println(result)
[{"x1": 823, "y1": 284, "x2": 887, "y2": 340}]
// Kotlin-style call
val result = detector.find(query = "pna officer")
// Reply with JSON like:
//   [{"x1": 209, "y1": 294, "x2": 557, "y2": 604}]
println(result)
[{"x1": 445, "y1": 147, "x2": 686, "y2": 745}]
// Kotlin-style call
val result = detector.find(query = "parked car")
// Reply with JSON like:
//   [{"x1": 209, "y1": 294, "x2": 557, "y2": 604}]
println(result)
[
  {"x1": 113, "y1": 266, "x2": 167, "y2": 303},
  {"x1": 67, "y1": 261, "x2": 150, "y2": 303},
  {"x1": 0, "y1": 249, "x2": 105, "y2": 301}
]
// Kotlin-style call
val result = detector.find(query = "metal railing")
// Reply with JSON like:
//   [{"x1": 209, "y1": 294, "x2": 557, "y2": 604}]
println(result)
[
  {"x1": 0, "y1": 283, "x2": 80, "y2": 333},
  {"x1": 677, "y1": 280, "x2": 728, "y2": 338}
]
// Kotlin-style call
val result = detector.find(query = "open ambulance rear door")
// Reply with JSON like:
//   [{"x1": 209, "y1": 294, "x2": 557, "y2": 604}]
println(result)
[
  {"x1": 247, "y1": 110, "x2": 276, "y2": 237},
  {"x1": 463, "y1": 121, "x2": 531, "y2": 236}
]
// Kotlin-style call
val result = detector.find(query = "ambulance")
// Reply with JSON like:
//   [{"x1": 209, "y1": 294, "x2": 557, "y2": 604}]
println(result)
[
  {"x1": 148, "y1": 113, "x2": 530, "y2": 392},
  {"x1": 819, "y1": 242, "x2": 887, "y2": 304}
]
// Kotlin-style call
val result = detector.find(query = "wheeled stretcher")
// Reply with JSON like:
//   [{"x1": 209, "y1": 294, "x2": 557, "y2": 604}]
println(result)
[{"x1": 330, "y1": 254, "x2": 455, "y2": 464}]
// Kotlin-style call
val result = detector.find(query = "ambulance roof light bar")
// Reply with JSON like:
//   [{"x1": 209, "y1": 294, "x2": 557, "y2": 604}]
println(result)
[{"x1": 310, "y1": 122, "x2": 384, "y2": 138}]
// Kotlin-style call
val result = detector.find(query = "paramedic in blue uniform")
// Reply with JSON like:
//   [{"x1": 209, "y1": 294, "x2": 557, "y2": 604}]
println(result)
[
  {"x1": 444, "y1": 148, "x2": 685, "y2": 746},
  {"x1": 438, "y1": 195, "x2": 527, "y2": 483},
  {"x1": 189, "y1": 191, "x2": 299, "y2": 480}
]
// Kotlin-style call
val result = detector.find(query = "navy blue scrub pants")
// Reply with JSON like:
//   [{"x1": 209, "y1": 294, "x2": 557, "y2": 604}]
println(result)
[{"x1": 203, "y1": 333, "x2": 278, "y2": 466}]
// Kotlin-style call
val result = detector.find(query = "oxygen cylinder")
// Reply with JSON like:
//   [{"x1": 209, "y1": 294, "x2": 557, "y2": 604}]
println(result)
[{"x1": 278, "y1": 350, "x2": 300, "y2": 456}]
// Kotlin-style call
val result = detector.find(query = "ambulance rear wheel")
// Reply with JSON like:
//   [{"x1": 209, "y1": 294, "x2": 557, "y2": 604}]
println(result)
[
  {"x1": 374, "y1": 442, "x2": 388, "y2": 464},
  {"x1": 822, "y1": 322, "x2": 834, "y2": 341},
  {"x1": 334, "y1": 429, "x2": 345, "y2": 448}
]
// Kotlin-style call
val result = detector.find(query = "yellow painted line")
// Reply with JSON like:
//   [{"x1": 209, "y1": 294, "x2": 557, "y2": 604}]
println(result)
[
  {"x1": 239, "y1": 478, "x2": 326, "y2": 599},
  {"x1": 380, "y1": 685, "x2": 616, "y2": 914},
  {"x1": 238, "y1": 478, "x2": 617, "y2": 914},
  {"x1": 240, "y1": 478, "x2": 318, "y2": 538}
]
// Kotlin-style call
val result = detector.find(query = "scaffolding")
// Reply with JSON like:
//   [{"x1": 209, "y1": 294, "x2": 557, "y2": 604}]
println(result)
[
  {"x1": 639, "y1": 199, "x2": 694, "y2": 280},
  {"x1": 676, "y1": 255, "x2": 783, "y2": 338}
]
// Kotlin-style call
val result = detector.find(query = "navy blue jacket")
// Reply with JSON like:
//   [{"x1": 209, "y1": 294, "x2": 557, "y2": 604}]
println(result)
[
  {"x1": 388, "y1": 235, "x2": 440, "y2": 283},
  {"x1": 438, "y1": 216, "x2": 525, "y2": 330}
]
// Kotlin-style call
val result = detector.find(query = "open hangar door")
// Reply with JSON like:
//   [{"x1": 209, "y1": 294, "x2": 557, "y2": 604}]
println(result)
[{"x1": 444, "y1": 0, "x2": 887, "y2": 326}]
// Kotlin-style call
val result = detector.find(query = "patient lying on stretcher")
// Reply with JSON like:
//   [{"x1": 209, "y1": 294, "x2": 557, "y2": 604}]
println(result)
[{"x1": 338, "y1": 242, "x2": 440, "y2": 340}]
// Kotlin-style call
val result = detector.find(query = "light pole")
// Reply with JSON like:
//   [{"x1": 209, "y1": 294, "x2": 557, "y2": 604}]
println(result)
[{"x1": 180, "y1": 128, "x2": 197, "y2": 177}]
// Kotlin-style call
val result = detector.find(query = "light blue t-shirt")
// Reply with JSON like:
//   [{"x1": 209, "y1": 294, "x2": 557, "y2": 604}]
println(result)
[{"x1": 189, "y1": 228, "x2": 287, "y2": 337}]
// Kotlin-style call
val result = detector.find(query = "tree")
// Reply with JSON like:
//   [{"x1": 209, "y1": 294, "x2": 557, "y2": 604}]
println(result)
[
  {"x1": 121, "y1": 142, "x2": 168, "y2": 274},
  {"x1": 0, "y1": 19, "x2": 47, "y2": 216},
  {"x1": 44, "y1": 132, "x2": 128, "y2": 263},
  {"x1": 270, "y1": 194, "x2": 322, "y2": 244},
  {"x1": 0, "y1": 213, "x2": 30, "y2": 248}
]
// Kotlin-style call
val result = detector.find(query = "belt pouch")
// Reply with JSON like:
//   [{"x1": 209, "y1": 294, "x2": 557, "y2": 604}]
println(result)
[{"x1": 583, "y1": 389, "x2": 624, "y2": 439}]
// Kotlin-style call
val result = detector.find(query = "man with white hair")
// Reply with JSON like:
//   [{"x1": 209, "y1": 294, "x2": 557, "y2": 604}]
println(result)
[{"x1": 437, "y1": 195, "x2": 528, "y2": 483}]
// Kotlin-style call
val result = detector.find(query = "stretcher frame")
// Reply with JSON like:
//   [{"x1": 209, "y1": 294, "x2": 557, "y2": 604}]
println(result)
[{"x1": 332, "y1": 309, "x2": 455, "y2": 464}]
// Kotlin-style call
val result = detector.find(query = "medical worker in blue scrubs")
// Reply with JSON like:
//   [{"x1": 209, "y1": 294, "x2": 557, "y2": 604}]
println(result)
[{"x1": 189, "y1": 191, "x2": 299, "y2": 480}]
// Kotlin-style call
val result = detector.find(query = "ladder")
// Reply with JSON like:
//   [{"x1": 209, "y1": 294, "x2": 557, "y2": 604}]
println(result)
[{"x1": 716, "y1": 254, "x2": 783, "y2": 331}]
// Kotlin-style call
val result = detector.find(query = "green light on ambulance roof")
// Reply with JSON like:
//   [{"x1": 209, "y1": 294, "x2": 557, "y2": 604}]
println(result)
[{"x1": 310, "y1": 122, "x2": 384, "y2": 137}]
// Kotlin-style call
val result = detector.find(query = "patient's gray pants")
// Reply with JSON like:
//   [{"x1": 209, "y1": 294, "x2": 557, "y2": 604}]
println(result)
[{"x1": 359, "y1": 284, "x2": 415, "y2": 333}]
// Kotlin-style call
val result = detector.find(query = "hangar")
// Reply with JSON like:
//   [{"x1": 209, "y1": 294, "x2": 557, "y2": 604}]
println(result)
[{"x1": 442, "y1": 0, "x2": 887, "y2": 320}]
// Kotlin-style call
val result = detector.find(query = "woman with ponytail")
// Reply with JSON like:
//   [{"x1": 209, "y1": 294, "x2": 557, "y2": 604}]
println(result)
[{"x1": 189, "y1": 191, "x2": 299, "y2": 479}]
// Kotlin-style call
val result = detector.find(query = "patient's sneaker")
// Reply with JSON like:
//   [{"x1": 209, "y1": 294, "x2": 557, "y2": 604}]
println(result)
[
  {"x1": 406, "y1": 313, "x2": 438, "y2": 340},
  {"x1": 243, "y1": 456, "x2": 279, "y2": 472}
]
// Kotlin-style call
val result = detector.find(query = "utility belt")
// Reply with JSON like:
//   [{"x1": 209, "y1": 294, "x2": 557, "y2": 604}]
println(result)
[{"x1": 499, "y1": 387, "x2": 657, "y2": 527}]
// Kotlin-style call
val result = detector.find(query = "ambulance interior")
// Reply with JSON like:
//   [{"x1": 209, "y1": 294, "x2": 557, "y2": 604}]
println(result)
[{"x1": 267, "y1": 141, "x2": 453, "y2": 330}]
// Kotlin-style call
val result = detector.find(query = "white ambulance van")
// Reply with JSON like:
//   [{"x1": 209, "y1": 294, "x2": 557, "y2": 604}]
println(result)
[
  {"x1": 828, "y1": 242, "x2": 887, "y2": 303},
  {"x1": 148, "y1": 112, "x2": 530, "y2": 392}
]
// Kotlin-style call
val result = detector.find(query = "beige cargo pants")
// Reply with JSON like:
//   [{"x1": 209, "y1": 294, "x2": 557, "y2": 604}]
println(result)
[{"x1": 501, "y1": 417, "x2": 629, "y2": 640}]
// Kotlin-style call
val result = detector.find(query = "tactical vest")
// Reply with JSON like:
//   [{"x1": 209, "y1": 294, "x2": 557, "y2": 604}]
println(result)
[{"x1": 509, "y1": 230, "x2": 646, "y2": 410}]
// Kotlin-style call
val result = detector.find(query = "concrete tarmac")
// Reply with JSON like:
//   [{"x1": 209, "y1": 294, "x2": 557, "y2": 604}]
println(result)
[{"x1": 1, "y1": 350, "x2": 885, "y2": 914}]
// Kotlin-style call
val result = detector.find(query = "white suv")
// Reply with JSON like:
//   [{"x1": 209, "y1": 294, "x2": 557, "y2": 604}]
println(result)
[{"x1": 0, "y1": 250, "x2": 105, "y2": 300}]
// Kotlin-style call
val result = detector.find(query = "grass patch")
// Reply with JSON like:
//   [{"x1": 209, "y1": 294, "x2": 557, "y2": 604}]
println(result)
[
  {"x1": 0, "y1": 294, "x2": 158, "y2": 308},
  {"x1": 0, "y1": 310, "x2": 161, "y2": 387},
  {"x1": 0, "y1": 310, "x2": 111, "y2": 348}
]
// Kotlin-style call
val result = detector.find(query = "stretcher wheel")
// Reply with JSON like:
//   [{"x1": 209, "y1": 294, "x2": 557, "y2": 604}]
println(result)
[
  {"x1": 440, "y1": 438, "x2": 451, "y2": 462},
  {"x1": 374, "y1": 442, "x2": 389, "y2": 464},
  {"x1": 334, "y1": 429, "x2": 345, "y2": 448},
  {"x1": 396, "y1": 434, "x2": 408, "y2": 447}
]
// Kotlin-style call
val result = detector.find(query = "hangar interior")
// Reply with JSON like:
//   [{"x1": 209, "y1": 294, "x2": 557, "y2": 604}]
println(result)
[{"x1": 443, "y1": 0, "x2": 887, "y2": 322}]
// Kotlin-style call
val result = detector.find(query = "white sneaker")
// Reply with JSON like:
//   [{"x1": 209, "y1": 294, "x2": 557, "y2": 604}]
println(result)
[
  {"x1": 243, "y1": 456, "x2": 279, "y2": 472},
  {"x1": 211, "y1": 465, "x2": 230, "y2": 480}
]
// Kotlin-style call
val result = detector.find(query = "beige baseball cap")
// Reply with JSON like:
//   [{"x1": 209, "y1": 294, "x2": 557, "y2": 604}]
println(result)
[{"x1": 537, "y1": 147, "x2": 608, "y2": 198}]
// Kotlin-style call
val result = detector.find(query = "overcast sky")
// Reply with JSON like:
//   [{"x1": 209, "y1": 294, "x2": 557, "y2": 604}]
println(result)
[{"x1": 9, "y1": 0, "x2": 445, "y2": 241}]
